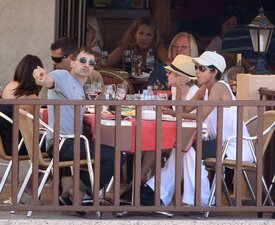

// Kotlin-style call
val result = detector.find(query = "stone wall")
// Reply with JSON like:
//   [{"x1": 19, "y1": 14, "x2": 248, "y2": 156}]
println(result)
[{"x1": 0, "y1": 0, "x2": 55, "y2": 86}]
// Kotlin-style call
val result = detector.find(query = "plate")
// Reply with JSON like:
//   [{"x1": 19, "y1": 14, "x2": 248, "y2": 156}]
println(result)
[
  {"x1": 121, "y1": 109, "x2": 135, "y2": 117},
  {"x1": 132, "y1": 72, "x2": 150, "y2": 79},
  {"x1": 162, "y1": 114, "x2": 176, "y2": 121}
]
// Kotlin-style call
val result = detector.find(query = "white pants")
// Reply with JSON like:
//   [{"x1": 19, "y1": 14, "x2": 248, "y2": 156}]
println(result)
[{"x1": 146, "y1": 147, "x2": 210, "y2": 206}]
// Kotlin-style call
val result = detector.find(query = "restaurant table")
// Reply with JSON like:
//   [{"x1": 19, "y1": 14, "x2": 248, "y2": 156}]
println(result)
[{"x1": 83, "y1": 113, "x2": 206, "y2": 152}]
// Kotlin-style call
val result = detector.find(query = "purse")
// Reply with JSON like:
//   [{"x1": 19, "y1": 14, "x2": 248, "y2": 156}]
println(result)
[{"x1": 193, "y1": 139, "x2": 217, "y2": 159}]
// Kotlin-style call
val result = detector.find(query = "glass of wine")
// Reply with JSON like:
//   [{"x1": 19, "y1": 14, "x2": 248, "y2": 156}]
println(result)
[{"x1": 84, "y1": 84, "x2": 97, "y2": 100}]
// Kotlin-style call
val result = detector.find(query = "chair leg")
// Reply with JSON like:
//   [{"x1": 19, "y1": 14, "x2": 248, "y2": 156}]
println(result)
[
  {"x1": 0, "y1": 161, "x2": 12, "y2": 193},
  {"x1": 204, "y1": 174, "x2": 217, "y2": 218},
  {"x1": 26, "y1": 162, "x2": 53, "y2": 218},
  {"x1": 242, "y1": 170, "x2": 256, "y2": 201},
  {"x1": 221, "y1": 176, "x2": 233, "y2": 206},
  {"x1": 262, "y1": 175, "x2": 274, "y2": 206}
]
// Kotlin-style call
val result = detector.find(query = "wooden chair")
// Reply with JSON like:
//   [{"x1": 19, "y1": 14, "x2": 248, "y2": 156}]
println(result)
[
  {"x1": 220, "y1": 52, "x2": 255, "y2": 81},
  {"x1": 17, "y1": 109, "x2": 94, "y2": 218},
  {"x1": 98, "y1": 69, "x2": 135, "y2": 94},
  {"x1": 203, "y1": 110, "x2": 275, "y2": 217},
  {"x1": 0, "y1": 112, "x2": 29, "y2": 195}
]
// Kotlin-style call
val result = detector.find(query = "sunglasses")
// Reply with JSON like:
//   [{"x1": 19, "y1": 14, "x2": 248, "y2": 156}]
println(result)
[
  {"x1": 194, "y1": 65, "x2": 214, "y2": 72},
  {"x1": 78, "y1": 57, "x2": 96, "y2": 66},
  {"x1": 51, "y1": 55, "x2": 69, "y2": 63}
]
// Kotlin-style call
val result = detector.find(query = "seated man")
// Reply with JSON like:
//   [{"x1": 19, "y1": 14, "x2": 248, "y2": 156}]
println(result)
[{"x1": 33, "y1": 47, "x2": 117, "y2": 205}]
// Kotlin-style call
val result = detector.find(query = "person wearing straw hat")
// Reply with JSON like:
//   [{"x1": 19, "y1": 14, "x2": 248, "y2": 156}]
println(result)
[{"x1": 140, "y1": 55, "x2": 211, "y2": 207}]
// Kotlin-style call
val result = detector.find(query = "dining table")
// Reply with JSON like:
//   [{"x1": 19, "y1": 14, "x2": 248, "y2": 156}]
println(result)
[{"x1": 83, "y1": 111, "x2": 206, "y2": 153}]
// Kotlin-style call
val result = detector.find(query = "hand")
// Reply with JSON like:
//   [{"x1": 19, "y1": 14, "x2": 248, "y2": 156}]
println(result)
[
  {"x1": 162, "y1": 107, "x2": 175, "y2": 116},
  {"x1": 33, "y1": 66, "x2": 47, "y2": 86}
]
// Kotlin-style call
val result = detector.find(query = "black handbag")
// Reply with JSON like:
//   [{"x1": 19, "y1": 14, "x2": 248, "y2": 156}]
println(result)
[{"x1": 193, "y1": 139, "x2": 217, "y2": 159}]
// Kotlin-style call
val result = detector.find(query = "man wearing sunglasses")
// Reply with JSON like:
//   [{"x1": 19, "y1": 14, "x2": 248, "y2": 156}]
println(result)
[
  {"x1": 50, "y1": 37, "x2": 78, "y2": 71},
  {"x1": 33, "y1": 47, "x2": 116, "y2": 208}
]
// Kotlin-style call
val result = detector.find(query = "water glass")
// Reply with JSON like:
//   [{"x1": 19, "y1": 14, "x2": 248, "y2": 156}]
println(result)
[
  {"x1": 116, "y1": 83, "x2": 127, "y2": 100},
  {"x1": 156, "y1": 93, "x2": 168, "y2": 100}
]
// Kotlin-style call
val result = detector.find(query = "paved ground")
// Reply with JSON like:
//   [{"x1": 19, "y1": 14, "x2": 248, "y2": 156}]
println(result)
[{"x1": 0, "y1": 185, "x2": 275, "y2": 224}]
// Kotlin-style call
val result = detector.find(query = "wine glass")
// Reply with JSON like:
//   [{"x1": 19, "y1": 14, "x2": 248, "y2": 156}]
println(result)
[
  {"x1": 84, "y1": 84, "x2": 97, "y2": 100},
  {"x1": 116, "y1": 83, "x2": 127, "y2": 100},
  {"x1": 104, "y1": 84, "x2": 116, "y2": 100},
  {"x1": 95, "y1": 82, "x2": 103, "y2": 97}
]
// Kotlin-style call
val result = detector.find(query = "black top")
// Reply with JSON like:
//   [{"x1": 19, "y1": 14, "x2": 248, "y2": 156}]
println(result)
[{"x1": 0, "y1": 104, "x2": 27, "y2": 156}]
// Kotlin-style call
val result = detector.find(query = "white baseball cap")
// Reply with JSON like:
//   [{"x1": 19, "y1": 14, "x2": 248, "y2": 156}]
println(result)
[{"x1": 192, "y1": 51, "x2": 226, "y2": 73}]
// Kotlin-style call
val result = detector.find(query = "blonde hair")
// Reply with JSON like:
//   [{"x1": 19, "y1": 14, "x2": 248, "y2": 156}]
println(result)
[
  {"x1": 86, "y1": 14, "x2": 104, "y2": 49},
  {"x1": 168, "y1": 32, "x2": 199, "y2": 60},
  {"x1": 119, "y1": 17, "x2": 162, "y2": 51}
]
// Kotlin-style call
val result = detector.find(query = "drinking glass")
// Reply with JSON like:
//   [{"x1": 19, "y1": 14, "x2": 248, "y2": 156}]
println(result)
[
  {"x1": 116, "y1": 83, "x2": 127, "y2": 100},
  {"x1": 84, "y1": 84, "x2": 97, "y2": 100},
  {"x1": 104, "y1": 84, "x2": 116, "y2": 100},
  {"x1": 156, "y1": 93, "x2": 168, "y2": 100}
]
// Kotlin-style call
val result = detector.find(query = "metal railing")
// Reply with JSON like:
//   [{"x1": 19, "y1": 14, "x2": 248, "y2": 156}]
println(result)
[{"x1": 0, "y1": 98, "x2": 274, "y2": 217}]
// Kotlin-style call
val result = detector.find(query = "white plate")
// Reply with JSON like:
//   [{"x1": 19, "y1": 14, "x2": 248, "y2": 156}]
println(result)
[
  {"x1": 162, "y1": 115, "x2": 176, "y2": 121},
  {"x1": 132, "y1": 72, "x2": 150, "y2": 79}
]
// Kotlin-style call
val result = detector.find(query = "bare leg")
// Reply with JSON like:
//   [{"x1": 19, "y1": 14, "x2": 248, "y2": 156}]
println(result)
[
  {"x1": 61, "y1": 176, "x2": 73, "y2": 198},
  {"x1": 141, "y1": 151, "x2": 155, "y2": 184}
]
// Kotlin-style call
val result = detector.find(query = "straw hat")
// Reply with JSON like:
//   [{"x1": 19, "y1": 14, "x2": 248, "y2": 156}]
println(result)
[{"x1": 165, "y1": 55, "x2": 196, "y2": 80}]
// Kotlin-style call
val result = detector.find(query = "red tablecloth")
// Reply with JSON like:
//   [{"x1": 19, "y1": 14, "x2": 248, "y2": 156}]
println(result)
[{"x1": 83, "y1": 113, "x2": 176, "y2": 152}]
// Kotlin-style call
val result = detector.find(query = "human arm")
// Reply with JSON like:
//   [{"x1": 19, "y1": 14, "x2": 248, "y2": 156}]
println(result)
[
  {"x1": 107, "y1": 47, "x2": 124, "y2": 66},
  {"x1": 33, "y1": 66, "x2": 54, "y2": 89},
  {"x1": 183, "y1": 82, "x2": 233, "y2": 120}
]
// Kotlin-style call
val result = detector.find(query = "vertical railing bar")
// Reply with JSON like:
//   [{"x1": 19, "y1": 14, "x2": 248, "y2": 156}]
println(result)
[
  {"x1": 72, "y1": 105, "x2": 81, "y2": 206},
  {"x1": 215, "y1": 106, "x2": 223, "y2": 206},
  {"x1": 175, "y1": 105, "x2": 183, "y2": 207},
  {"x1": 256, "y1": 106, "x2": 264, "y2": 206},
  {"x1": 154, "y1": 105, "x2": 162, "y2": 206},
  {"x1": 114, "y1": 105, "x2": 122, "y2": 206},
  {"x1": 235, "y1": 106, "x2": 244, "y2": 206},
  {"x1": 134, "y1": 105, "x2": 142, "y2": 206},
  {"x1": 11, "y1": 104, "x2": 19, "y2": 206},
  {"x1": 93, "y1": 103, "x2": 101, "y2": 206},
  {"x1": 53, "y1": 105, "x2": 61, "y2": 206},
  {"x1": 194, "y1": 106, "x2": 203, "y2": 206},
  {"x1": 32, "y1": 105, "x2": 40, "y2": 205}
]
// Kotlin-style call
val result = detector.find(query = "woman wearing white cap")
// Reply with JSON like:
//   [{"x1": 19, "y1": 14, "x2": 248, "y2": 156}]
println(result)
[{"x1": 140, "y1": 51, "x2": 254, "y2": 206}]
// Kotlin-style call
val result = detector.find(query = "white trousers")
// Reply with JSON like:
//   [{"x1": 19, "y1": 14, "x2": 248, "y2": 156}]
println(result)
[{"x1": 146, "y1": 147, "x2": 210, "y2": 206}]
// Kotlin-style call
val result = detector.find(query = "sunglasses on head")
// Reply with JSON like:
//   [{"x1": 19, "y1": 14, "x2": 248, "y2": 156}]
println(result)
[
  {"x1": 194, "y1": 64, "x2": 214, "y2": 72},
  {"x1": 51, "y1": 54, "x2": 69, "y2": 64},
  {"x1": 78, "y1": 57, "x2": 96, "y2": 66}
]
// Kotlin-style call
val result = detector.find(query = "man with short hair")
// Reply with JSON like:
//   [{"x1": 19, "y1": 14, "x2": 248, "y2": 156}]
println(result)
[
  {"x1": 33, "y1": 47, "x2": 115, "y2": 205},
  {"x1": 50, "y1": 37, "x2": 78, "y2": 71}
]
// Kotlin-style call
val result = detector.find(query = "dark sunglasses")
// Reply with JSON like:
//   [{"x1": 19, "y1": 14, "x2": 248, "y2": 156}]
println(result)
[
  {"x1": 51, "y1": 55, "x2": 68, "y2": 63},
  {"x1": 78, "y1": 57, "x2": 96, "y2": 66},
  {"x1": 194, "y1": 64, "x2": 214, "y2": 72}
]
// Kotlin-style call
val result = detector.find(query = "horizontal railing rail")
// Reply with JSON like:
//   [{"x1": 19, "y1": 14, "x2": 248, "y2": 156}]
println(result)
[{"x1": 0, "y1": 99, "x2": 274, "y2": 217}]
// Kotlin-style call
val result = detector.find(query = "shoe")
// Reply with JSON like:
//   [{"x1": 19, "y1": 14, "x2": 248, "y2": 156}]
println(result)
[
  {"x1": 20, "y1": 192, "x2": 32, "y2": 205},
  {"x1": 59, "y1": 196, "x2": 72, "y2": 205},
  {"x1": 59, "y1": 196, "x2": 87, "y2": 216},
  {"x1": 140, "y1": 184, "x2": 157, "y2": 206}
]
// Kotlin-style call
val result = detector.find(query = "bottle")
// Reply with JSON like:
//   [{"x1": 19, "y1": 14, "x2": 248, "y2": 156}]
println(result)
[
  {"x1": 236, "y1": 53, "x2": 245, "y2": 73},
  {"x1": 123, "y1": 50, "x2": 132, "y2": 75},
  {"x1": 146, "y1": 48, "x2": 155, "y2": 72}
]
